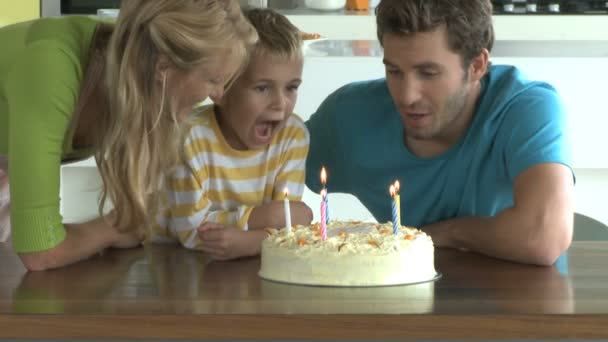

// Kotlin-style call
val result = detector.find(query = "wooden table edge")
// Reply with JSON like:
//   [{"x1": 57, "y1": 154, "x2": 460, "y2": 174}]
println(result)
[{"x1": 1, "y1": 314, "x2": 608, "y2": 339}]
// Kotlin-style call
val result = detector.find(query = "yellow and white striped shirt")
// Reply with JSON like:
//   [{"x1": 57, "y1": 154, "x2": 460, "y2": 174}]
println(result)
[{"x1": 149, "y1": 106, "x2": 310, "y2": 250}]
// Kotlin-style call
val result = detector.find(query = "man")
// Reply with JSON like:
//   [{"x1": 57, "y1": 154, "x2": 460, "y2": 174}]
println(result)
[{"x1": 305, "y1": 0, "x2": 574, "y2": 266}]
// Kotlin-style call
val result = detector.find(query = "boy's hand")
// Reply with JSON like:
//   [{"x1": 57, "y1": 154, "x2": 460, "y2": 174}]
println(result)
[
  {"x1": 248, "y1": 201, "x2": 313, "y2": 230},
  {"x1": 197, "y1": 222, "x2": 267, "y2": 260},
  {"x1": 289, "y1": 201, "x2": 313, "y2": 226}
]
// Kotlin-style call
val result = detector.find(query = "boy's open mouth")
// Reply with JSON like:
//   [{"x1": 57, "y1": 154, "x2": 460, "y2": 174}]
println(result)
[{"x1": 254, "y1": 120, "x2": 281, "y2": 144}]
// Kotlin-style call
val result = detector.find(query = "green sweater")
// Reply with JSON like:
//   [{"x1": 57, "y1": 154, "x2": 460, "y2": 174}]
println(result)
[{"x1": 0, "y1": 16, "x2": 100, "y2": 253}]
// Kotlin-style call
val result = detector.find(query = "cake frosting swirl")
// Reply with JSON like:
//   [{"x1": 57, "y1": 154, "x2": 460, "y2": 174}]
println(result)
[{"x1": 259, "y1": 221, "x2": 437, "y2": 286}]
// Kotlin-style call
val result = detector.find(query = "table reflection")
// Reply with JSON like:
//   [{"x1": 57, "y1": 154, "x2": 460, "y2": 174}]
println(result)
[
  {"x1": 434, "y1": 248, "x2": 574, "y2": 314},
  {"x1": 9, "y1": 244, "x2": 574, "y2": 315}
]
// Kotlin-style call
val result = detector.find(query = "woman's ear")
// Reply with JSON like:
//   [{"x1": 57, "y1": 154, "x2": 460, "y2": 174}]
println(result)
[{"x1": 155, "y1": 55, "x2": 171, "y2": 82}]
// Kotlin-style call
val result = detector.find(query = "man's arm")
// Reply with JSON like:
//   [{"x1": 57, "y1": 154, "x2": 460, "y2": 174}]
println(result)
[{"x1": 423, "y1": 163, "x2": 573, "y2": 266}]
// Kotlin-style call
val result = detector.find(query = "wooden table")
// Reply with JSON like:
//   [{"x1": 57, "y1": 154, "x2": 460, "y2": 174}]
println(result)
[{"x1": 1, "y1": 241, "x2": 607, "y2": 340}]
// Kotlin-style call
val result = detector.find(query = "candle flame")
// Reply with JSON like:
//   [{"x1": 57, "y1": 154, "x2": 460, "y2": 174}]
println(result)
[
  {"x1": 394, "y1": 180, "x2": 400, "y2": 193},
  {"x1": 389, "y1": 184, "x2": 395, "y2": 197},
  {"x1": 283, "y1": 187, "x2": 289, "y2": 198},
  {"x1": 321, "y1": 166, "x2": 327, "y2": 185}
]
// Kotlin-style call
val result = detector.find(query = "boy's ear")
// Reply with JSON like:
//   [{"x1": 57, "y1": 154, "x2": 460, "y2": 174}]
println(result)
[{"x1": 155, "y1": 54, "x2": 171, "y2": 82}]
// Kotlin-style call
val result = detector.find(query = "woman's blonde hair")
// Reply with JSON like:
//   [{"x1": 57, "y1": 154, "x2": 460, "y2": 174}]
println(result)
[{"x1": 97, "y1": 0, "x2": 257, "y2": 231}]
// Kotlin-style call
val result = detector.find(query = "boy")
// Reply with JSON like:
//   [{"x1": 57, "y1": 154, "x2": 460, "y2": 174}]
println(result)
[{"x1": 149, "y1": 8, "x2": 312, "y2": 260}]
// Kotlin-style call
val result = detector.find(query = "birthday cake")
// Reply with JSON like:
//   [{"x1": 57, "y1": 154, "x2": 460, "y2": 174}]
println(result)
[{"x1": 259, "y1": 221, "x2": 437, "y2": 286}]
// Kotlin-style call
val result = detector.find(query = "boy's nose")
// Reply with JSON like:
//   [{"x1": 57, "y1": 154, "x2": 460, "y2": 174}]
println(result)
[{"x1": 271, "y1": 92, "x2": 287, "y2": 112}]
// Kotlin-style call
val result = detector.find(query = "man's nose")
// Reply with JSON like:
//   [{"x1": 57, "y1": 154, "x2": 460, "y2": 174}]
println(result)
[{"x1": 398, "y1": 77, "x2": 422, "y2": 106}]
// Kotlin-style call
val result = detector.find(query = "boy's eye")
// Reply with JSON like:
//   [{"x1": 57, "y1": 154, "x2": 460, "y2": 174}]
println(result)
[
  {"x1": 287, "y1": 84, "x2": 300, "y2": 92},
  {"x1": 254, "y1": 85, "x2": 269, "y2": 92}
]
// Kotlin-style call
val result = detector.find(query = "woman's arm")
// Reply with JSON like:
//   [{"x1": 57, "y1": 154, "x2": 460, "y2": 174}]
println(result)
[{"x1": 19, "y1": 214, "x2": 144, "y2": 271}]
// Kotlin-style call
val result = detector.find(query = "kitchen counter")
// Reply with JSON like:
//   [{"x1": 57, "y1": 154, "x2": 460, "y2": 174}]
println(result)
[
  {"x1": 1, "y1": 241, "x2": 608, "y2": 339},
  {"x1": 303, "y1": 39, "x2": 608, "y2": 57},
  {"x1": 96, "y1": 8, "x2": 608, "y2": 41},
  {"x1": 287, "y1": 12, "x2": 608, "y2": 40}
]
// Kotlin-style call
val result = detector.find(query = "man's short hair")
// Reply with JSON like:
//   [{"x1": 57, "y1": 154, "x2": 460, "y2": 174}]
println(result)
[{"x1": 376, "y1": 0, "x2": 494, "y2": 68}]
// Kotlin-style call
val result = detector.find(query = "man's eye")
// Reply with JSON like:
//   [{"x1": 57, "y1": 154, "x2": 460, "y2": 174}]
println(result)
[
  {"x1": 420, "y1": 70, "x2": 439, "y2": 78},
  {"x1": 386, "y1": 69, "x2": 401, "y2": 75}
]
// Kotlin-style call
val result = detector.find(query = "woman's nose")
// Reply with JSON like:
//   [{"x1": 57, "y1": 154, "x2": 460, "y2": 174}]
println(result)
[{"x1": 210, "y1": 85, "x2": 224, "y2": 101}]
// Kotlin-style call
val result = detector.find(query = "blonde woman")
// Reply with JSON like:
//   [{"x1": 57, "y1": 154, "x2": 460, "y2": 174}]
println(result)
[{"x1": 0, "y1": 0, "x2": 257, "y2": 271}]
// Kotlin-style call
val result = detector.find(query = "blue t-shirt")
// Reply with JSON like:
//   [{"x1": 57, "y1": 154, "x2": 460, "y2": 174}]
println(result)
[{"x1": 305, "y1": 65, "x2": 573, "y2": 227}]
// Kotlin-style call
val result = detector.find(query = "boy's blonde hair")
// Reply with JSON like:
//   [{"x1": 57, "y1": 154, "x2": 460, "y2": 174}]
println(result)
[
  {"x1": 97, "y1": 0, "x2": 257, "y2": 231},
  {"x1": 244, "y1": 8, "x2": 302, "y2": 60}
]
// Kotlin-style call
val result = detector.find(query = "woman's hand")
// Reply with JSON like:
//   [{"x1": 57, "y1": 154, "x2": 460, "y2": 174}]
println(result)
[
  {"x1": 109, "y1": 227, "x2": 145, "y2": 249},
  {"x1": 104, "y1": 210, "x2": 145, "y2": 249},
  {"x1": 197, "y1": 222, "x2": 267, "y2": 260}
]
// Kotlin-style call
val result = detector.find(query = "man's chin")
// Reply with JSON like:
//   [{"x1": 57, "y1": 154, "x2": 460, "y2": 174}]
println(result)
[{"x1": 404, "y1": 126, "x2": 436, "y2": 140}]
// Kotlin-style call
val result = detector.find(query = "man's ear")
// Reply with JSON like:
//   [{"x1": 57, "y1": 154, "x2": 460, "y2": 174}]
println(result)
[
  {"x1": 469, "y1": 48, "x2": 489, "y2": 82},
  {"x1": 155, "y1": 54, "x2": 171, "y2": 82}
]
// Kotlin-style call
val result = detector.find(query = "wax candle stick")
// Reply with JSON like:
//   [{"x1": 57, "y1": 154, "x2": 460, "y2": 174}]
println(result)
[
  {"x1": 283, "y1": 187, "x2": 291, "y2": 233},
  {"x1": 394, "y1": 180, "x2": 401, "y2": 227},
  {"x1": 321, "y1": 166, "x2": 329, "y2": 224},
  {"x1": 390, "y1": 185, "x2": 398, "y2": 235},
  {"x1": 320, "y1": 189, "x2": 327, "y2": 240}
]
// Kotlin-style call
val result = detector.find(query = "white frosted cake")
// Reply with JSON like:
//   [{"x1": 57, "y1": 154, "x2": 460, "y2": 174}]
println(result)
[{"x1": 259, "y1": 221, "x2": 437, "y2": 286}]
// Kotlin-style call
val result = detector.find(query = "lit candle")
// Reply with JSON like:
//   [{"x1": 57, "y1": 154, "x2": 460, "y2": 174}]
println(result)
[
  {"x1": 320, "y1": 188, "x2": 327, "y2": 240},
  {"x1": 390, "y1": 185, "x2": 398, "y2": 235},
  {"x1": 394, "y1": 180, "x2": 401, "y2": 227},
  {"x1": 283, "y1": 187, "x2": 291, "y2": 233},
  {"x1": 321, "y1": 166, "x2": 329, "y2": 224}
]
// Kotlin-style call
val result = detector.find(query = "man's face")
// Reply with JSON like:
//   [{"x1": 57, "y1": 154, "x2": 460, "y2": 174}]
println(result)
[{"x1": 382, "y1": 27, "x2": 474, "y2": 143}]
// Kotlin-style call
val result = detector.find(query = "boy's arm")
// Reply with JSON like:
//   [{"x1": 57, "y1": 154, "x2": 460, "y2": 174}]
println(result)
[
  {"x1": 163, "y1": 166, "x2": 257, "y2": 250},
  {"x1": 248, "y1": 116, "x2": 312, "y2": 230}
]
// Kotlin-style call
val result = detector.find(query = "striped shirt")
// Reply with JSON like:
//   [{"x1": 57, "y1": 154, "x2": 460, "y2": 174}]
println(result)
[{"x1": 149, "y1": 106, "x2": 310, "y2": 249}]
